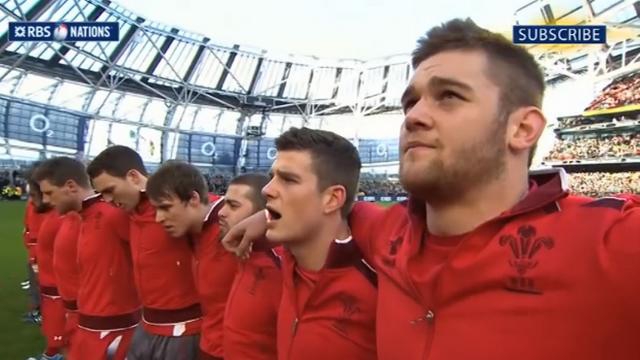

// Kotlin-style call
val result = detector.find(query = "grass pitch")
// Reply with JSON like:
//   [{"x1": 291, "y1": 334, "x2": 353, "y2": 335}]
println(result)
[{"x1": 0, "y1": 200, "x2": 43, "y2": 358}]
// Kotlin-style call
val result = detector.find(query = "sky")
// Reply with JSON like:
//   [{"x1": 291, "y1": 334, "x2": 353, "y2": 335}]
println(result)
[{"x1": 119, "y1": 0, "x2": 521, "y2": 59}]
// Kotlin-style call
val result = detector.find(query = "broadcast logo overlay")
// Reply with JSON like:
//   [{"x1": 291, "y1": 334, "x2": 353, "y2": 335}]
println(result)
[
  {"x1": 513, "y1": 25, "x2": 606, "y2": 44},
  {"x1": 8, "y1": 22, "x2": 119, "y2": 42}
]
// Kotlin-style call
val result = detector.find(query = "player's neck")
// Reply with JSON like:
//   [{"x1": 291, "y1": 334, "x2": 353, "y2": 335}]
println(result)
[
  {"x1": 75, "y1": 188, "x2": 96, "y2": 211},
  {"x1": 425, "y1": 169, "x2": 529, "y2": 237},
  {"x1": 289, "y1": 216, "x2": 349, "y2": 272},
  {"x1": 188, "y1": 203, "x2": 211, "y2": 235}
]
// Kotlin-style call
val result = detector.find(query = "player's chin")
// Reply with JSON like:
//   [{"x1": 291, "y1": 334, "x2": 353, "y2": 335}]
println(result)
[
  {"x1": 166, "y1": 227, "x2": 186, "y2": 238},
  {"x1": 119, "y1": 202, "x2": 135, "y2": 212}
]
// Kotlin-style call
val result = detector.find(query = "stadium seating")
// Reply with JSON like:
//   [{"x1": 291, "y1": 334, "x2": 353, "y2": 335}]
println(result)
[
  {"x1": 544, "y1": 133, "x2": 640, "y2": 161},
  {"x1": 569, "y1": 172, "x2": 640, "y2": 197},
  {"x1": 586, "y1": 72, "x2": 640, "y2": 111}
]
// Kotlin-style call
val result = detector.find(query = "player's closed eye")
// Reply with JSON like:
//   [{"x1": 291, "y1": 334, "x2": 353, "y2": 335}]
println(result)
[{"x1": 281, "y1": 176, "x2": 297, "y2": 184}]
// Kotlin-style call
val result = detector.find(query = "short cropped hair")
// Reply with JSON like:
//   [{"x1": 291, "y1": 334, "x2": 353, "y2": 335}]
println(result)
[
  {"x1": 87, "y1": 145, "x2": 147, "y2": 179},
  {"x1": 275, "y1": 127, "x2": 361, "y2": 217},
  {"x1": 32, "y1": 157, "x2": 91, "y2": 189},
  {"x1": 228, "y1": 173, "x2": 269, "y2": 210},
  {"x1": 146, "y1": 160, "x2": 209, "y2": 205}
]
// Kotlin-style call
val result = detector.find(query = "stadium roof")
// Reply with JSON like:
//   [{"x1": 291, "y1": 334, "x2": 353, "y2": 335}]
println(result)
[
  {"x1": 0, "y1": 0, "x2": 410, "y2": 118},
  {"x1": 514, "y1": 0, "x2": 640, "y2": 82}
]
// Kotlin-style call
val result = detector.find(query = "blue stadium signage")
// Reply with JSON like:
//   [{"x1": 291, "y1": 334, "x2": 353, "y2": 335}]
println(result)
[
  {"x1": 8, "y1": 21, "x2": 119, "y2": 42},
  {"x1": 513, "y1": 25, "x2": 606, "y2": 44}
]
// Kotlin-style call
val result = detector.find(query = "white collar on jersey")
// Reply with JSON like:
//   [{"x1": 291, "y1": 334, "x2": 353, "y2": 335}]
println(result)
[{"x1": 203, "y1": 197, "x2": 225, "y2": 223}]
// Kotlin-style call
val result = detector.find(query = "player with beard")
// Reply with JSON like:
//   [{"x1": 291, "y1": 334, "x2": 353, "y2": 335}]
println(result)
[
  {"x1": 145, "y1": 161, "x2": 236, "y2": 360},
  {"x1": 220, "y1": 174, "x2": 282, "y2": 360},
  {"x1": 34, "y1": 157, "x2": 139, "y2": 359},
  {"x1": 224, "y1": 19, "x2": 640, "y2": 360},
  {"x1": 87, "y1": 147, "x2": 204, "y2": 360}
]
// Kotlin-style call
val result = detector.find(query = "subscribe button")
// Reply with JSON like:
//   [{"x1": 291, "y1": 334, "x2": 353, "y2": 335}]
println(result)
[{"x1": 513, "y1": 25, "x2": 606, "y2": 44}]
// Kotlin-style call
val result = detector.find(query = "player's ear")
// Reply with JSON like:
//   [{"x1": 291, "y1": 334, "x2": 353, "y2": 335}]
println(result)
[
  {"x1": 323, "y1": 185, "x2": 347, "y2": 215},
  {"x1": 64, "y1": 179, "x2": 76, "y2": 193},
  {"x1": 506, "y1": 106, "x2": 546, "y2": 157},
  {"x1": 126, "y1": 169, "x2": 144, "y2": 186},
  {"x1": 188, "y1": 191, "x2": 201, "y2": 207}
]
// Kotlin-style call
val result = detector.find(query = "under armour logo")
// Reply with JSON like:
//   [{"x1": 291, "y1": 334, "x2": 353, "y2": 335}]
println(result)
[
  {"x1": 248, "y1": 266, "x2": 267, "y2": 295},
  {"x1": 53, "y1": 335, "x2": 63, "y2": 341},
  {"x1": 332, "y1": 294, "x2": 361, "y2": 335},
  {"x1": 499, "y1": 225, "x2": 554, "y2": 294}
]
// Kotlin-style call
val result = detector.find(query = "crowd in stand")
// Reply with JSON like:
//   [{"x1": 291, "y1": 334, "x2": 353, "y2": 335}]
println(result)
[
  {"x1": 545, "y1": 133, "x2": 640, "y2": 161},
  {"x1": 586, "y1": 72, "x2": 640, "y2": 111},
  {"x1": 569, "y1": 172, "x2": 640, "y2": 197},
  {"x1": 203, "y1": 173, "x2": 231, "y2": 195},
  {"x1": 358, "y1": 178, "x2": 405, "y2": 197},
  {"x1": 557, "y1": 116, "x2": 609, "y2": 130}
]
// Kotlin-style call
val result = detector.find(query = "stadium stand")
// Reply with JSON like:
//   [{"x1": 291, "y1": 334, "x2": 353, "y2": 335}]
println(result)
[
  {"x1": 569, "y1": 172, "x2": 640, "y2": 197},
  {"x1": 586, "y1": 72, "x2": 640, "y2": 111},
  {"x1": 545, "y1": 133, "x2": 640, "y2": 161}
]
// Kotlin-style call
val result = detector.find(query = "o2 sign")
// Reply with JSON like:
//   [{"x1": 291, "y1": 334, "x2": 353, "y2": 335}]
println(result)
[
  {"x1": 30, "y1": 114, "x2": 54, "y2": 137},
  {"x1": 201, "y1": 142, "x2": 216, "y2": 156},
  {"x1": 266, "y1": 147, "x2": 277, "y2": 160},
  {"x1": 376, "y1": 143, "x2": 388, "y2": 158}
]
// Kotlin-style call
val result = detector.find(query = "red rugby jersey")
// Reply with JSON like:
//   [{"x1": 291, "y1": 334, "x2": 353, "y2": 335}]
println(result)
[
  {"x1": 277, "y1": 237, "x2": 377, "y2": 360},
  {"x1": 193, "y1": 197, "x2": 238, "y2": 357},
  {"x1": 130, "y1": 191, "x2": 202, "y2": 336},
  {"x1": 224, "y1": 246, "x2": 283, "y2": 360},
  {"x1": 350, "y1": 169, "x2": 640, "y2": 360},
  {"x1": 77, "y1": 195, "x2": 139, "y2": 330},
  {"x1": 36, "y1": 211, "x2": 64, "y2": 290},
  {"x1": 53, "y1": 211, "x2": 81, "y2": 310},
  {"x1": 24, "y1": 200, "x2": 47, "y2": 264}
]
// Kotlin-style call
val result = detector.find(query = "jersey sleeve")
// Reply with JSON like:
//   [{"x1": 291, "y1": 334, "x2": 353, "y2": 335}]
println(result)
[
  {"x1": 604, "y1": 196, "x2": 640, "y2": 290},
  {"x1": 349, "y1": 201, "x2": 387, "y2": 263}
]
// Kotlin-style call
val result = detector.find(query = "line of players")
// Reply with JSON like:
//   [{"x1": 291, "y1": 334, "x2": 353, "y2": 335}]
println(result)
[{"x1": 23, "y1": 125, "x2": 377, "y2": 360}]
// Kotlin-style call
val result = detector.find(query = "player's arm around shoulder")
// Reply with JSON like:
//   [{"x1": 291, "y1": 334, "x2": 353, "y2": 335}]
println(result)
[{"x1": 349, "y1": 201, "x2": 396, "y2": 262}]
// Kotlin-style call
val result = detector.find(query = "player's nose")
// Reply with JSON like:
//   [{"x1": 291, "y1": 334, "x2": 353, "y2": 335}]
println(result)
[
  {"x1": 404, "y1": 98, "x2": 434, "y2": 132},
  {"x1": 261, "y1": 179, "x2": 277, "y2": 199}
]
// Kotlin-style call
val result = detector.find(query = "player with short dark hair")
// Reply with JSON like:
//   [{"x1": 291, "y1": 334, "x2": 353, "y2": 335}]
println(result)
[
  {"x1": 34, "y1": 157, "x2": 139, "y2": 360},
  {"x1": 146, "y1": 161, "x2": 236, "y2": 360},
  {"x1": 260, "y1": 127, "x2": 376, "y2": 359},
  {"x1": 88, "y1": 146, "x2": 204, "y2": 360},
  {"x1": 224, "y1": 19, "x2": 640, "y2": 360},
  {"x1": 220, "y1": 173, "x2": 282, "y2": 360}
]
